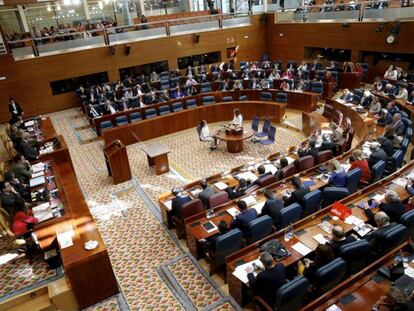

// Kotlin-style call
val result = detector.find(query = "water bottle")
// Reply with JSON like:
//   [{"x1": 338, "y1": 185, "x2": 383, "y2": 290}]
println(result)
[{"x1": 288, "y1": 223, "x2": 294, "y2": 240}]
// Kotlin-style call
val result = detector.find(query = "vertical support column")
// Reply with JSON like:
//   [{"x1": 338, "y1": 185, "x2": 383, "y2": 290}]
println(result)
[
  {"x1": 83, "y1": 0, "x2": 91, "y2": 20},
  {"x1": 263, "y1": 0, "x2": 267, "y2": 12},
  {"x1": 139, "y1": 0, "x2": 146, "y2": 17},
  {"x1": 189, "y1": 0, "x2": 194, "y2": 11},
  {"x1": 17, "y1": 5, "x2": 29, "y2": 33},
  {"x1": 123, "y1": 0, "x2": 132, "y2": 25}
]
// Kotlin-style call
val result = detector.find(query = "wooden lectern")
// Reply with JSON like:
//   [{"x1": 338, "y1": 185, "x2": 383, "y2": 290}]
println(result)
[{"x1": 104, "y1": 140, "x2": 131, "y2": 184}]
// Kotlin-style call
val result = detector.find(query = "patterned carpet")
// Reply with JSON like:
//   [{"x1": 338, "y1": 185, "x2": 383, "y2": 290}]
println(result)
[
  {"x1": 85, "y1": 296, "x2": 121, "y2": 311},
  {"x1": 0, "y1": 108, "x2": 305, "y2": 309}
]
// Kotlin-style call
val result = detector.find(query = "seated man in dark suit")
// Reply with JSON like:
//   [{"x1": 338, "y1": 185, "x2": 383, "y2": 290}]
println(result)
[
  {"x1": 306, "y1": 140, "x2": 319, "y2": 160},
  {"x1": 391, "y1": 113, "x2": 405, "y2": 137},
  {"x1": 378, "y1": 136, "x2": 394, "y2": 157},
  {"x1": 17, "y1": 132, "x2": 38, "y2": 161},
  {"x1": 376, "y1": 109, "x2": 393, "y2": 127},
  {"x1": 201, "y1": 220, "x2": 229, "y2": 253},
  {"x1": 246, "y1": 252, "x2": 286, "y2": 307},
  {"x1": 171, "y1": 188, "x2": 192, "y2": 218},
  {"x1": 261, "y1": 190, "x2": 284, "y2": 228},
  {"x1": 364, "y1": 211, "x2": 397, "y2": 255},
  {"x1": 231, "y1": 200, "x2": 257, "y2": 234},
  {"x1": 319, "y1": 134, "x2": 337, "y2": 156},
  {"x1": 197, "y1": 179, "x2": 216, "y2": 208},
  {"x1": 365, "y1": 190, "x2": 405, "y2": 224},
  {"x1": 275, "y1": 157, "x2": 289, "y2": 181},
  {"x1": 254, "y1": 165, "x2": 271, "y2": 185},
  {"x1": 226, "y1": 178, "x2": 248, "y2": 200},
  {"x1": 340, "y1": 89, "x2": 353, "y2": 103},
  {"x1": 329, "y1": 225, "x2": 356, "y2": 256},
  {"x1": 367, "y1": 143, "x2": 387, "y2": 169},
  {"x1": 283, "y1": 176, "x2": 310, "y2": 207}
]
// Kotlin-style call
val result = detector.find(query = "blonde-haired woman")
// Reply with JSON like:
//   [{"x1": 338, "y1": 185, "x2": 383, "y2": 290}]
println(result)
[
  {"x1": 349, "y1": 149, "x2": 371, "y2": 183},
  {"x1": 328, "y1": 159, "x2": 347, "y2": 187}
]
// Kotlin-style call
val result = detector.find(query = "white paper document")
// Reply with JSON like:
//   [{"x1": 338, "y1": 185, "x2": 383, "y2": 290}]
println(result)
[
  {"x1": 236, "y1": 171, "x2": 258, "y2": 182},
  {"x1": 163, "y1": 200, "x2": 172, "y2": 211},
  {"x1": 31, "y1": 171, "x2": 45, "y2": 178},
  {"x1": 393, "y1": 177, "x2": 408, "y2": 188},
  {"x1": 30, "y1": 175, "x2": 46, "y2": 187},
  {"x1": 252, "y1": 201, "x2": 266, "y2": 214},
  {"x1": 57, "y1": 230, "x2": 74, "y2": 249},
  {"x1": 354, "y1": 224, "x2": 373, "y2": 237},
  {"x1": 33, "y1": 203, "x2": 54, "y2": 223},
  {"x1": 32, "y1": 162, "x2": 45, "y2": 173},
  {"x1": 232, "y1": 259, "x2": 263, "y2": 284},
  {"x1": 405, "y1": 267, "x2": 414, "y2": 278},
  {"x1": 262, "y1": 164, "x2": 277, "y2": 175},
  {"x1": 285, "y1": 156, "x2": 295, "y2": 165},
  {"x1": 292, "y1": 242, "x2": 312, "y2": 256},
  {"x1": 214, "y1": 182, "x2": 228, "y2": 191},
  {"x1": 372, "y1": 193, "x2": 385, "y2": 202},
  {"x1": 190, "y1": 189, "x2": 202, "y2": 196},
  {"x1": 344, "y1": 215, "x2": 364, "y2": 226},
  {"x1": 227, "y1": 207, "x2": 240, "y2": 217},
  {"x1": 242, "y1": 196, "x2": 257, "y2": 207},
  {"x1": 312, "y1": 234, "x2": 330, "y2": 245}
]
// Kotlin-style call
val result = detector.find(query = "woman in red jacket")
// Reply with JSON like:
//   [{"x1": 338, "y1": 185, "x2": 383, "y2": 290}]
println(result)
[
  {"x1": 349, "y1": 149, "x2": 371, "y2": 183},
  {"x1": 11, "y1": 205, "x2": 38, "y2": 236}
]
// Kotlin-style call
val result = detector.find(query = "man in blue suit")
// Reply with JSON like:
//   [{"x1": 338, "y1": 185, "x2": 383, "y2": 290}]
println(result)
[
  {"x1": 231, "y1": 200, "x2": 257, "y2": 235},
  {"x1": 376, "y1": 109, "x2": 393, "y2": 126},
  {"x1": 171, "y1": 188, "x2": 191, "y2": 219},
  {"x1": 340, "y1": 89, "x2": 353, "y2": 103}
]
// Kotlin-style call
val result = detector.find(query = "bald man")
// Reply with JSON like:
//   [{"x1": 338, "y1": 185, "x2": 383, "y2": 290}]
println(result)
[{"x1": 330, "y1": 225, "x2": 356, "y2": 256}]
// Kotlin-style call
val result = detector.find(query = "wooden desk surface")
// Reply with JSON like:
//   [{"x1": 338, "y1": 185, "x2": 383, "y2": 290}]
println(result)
[
  {"x1": 39, "y1": 117, "x2": 57, "y2": 140},
  {"x1": 214, "y1": 128, "x2": 255, "y2": 142},
  {"x1": 140, "y1": 142, "x2": 171, "y2": 157}
]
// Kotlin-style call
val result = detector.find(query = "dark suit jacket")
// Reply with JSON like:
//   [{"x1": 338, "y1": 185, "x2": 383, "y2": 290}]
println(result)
[
  {"x1": 365, "y1": 201, "x2": 405, "y2": 224},
  {"x1": 393, "y1": 120, "x2": 406, "y2": 136},
  {"x1": 198, "y1": 187, "x2": 216, "y2": 208},
  {"x1": 254, "y1": 172, "x2": 272, "y2": 185},
  {"x1": 380, "y1": 138, "x2": 394, "y2": 157},
  {"x1": 18, "y1": 141, "x2": 37, "y2": 161},
  {"x1": 171, "y1": 195, "x2": 192, "y2": 218},
  {"x1": 261, "y1": 198, "x2": 284, "y2": 227},
  {"x1": 307, "y1": 147, "x2": 319, "y2": 160},
  {"x1": 9, "y1": 102, "x2": 23, "y2": 116},
  {"x1": 367, "y1": 149, "x2": 387, "y2": 169},
  {"x1": 284, "y1": 186, "x2": 310, "y2": 207},
  {"x1": 365, "y1": 222, "x2": 397, "y2": 254},
  {"x1": 331, "y1": 236, "x2": 356, "y2": 256},
  {"x1": 377, "y1": 112, "x2": 393, "y2": 126},
  {"x1": 320, "y1": 141, "x2": 337, "y2": 156},
  {"x1": 231, "y1": 208, "x2": 257, "y2": 234},
  {"x1": 247, "y1": 264, "x2": 285, "y2": 307}
]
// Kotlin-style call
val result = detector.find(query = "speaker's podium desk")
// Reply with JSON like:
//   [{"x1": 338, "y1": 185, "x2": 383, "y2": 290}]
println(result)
[
  {"x1": 104, "y1": 140, "x2": 132, "y2": 184},
  {"x1": 141, "y1": 143, "x2": 171, "y2": 175}
]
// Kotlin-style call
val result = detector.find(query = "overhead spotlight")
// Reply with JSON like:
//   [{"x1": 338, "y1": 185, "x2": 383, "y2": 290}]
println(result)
[{"x1": 375, "y1": 23, "x2": 385, "y2": 32}]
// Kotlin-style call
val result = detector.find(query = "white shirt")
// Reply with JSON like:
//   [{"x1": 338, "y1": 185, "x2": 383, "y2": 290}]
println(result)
[
  {"x1": 396, "y1": 88, "x2": 408, "y2": 101},
  {"x1": 109, "y1": 105, "x2": 117, "y2": 114},
  {"x1": 232, "y1": 114, "x2": 243, "y2": 126},
  {"x1": 200, "y1": 125, "x2": 211, "y2": 141},
  {"x1": 384, "y1": 69, "x2": 398, "y2": 79}
]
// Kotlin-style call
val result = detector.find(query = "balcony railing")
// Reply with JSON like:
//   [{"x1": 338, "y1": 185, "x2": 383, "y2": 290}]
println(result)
[{"x1": 6, "y1": 14, "x2": 251, "y2": 61}]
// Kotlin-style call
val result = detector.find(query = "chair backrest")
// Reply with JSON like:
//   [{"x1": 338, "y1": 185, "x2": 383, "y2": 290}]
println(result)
[
  {"x1": 322, "y1": 187, "x2": 350, "y2": 207},
  {"x1": 100, "y1": 120, "x2": 113, "y2": 131},
  {"x1": 302, "y1": 189, "x2": 322, "y2": 218},
  {"x1": 145, "y1": 108, "x2": 157, "y2": 118},
  {"x1": 311, "y1": 81, "x2": 323, "y2": 94},
  {"x1": 130, "y1": 112, "x2": 142, "y2": 123},
  {"x1": 281, "y1": 164, "x2": 296, "y2": 179},
  {"x1": 223, "y1": 96, "x2": 233, "y2": 102},
  {"x1": 400, "y1": 210, "x2": 414, "y2": 238},
  {"x1": 266, "y1": 126, "x2": 277, "y2": 143},
  {"x1": 159, "y1": 105, "x2": 170, "y2": 115},
  {"x1": 346, "y1": 168, "x2": 362, "y2": 194},
  {"x1": 202, "y1": 96, "x2": 216, "y2": 105},
  {"x1": 186, "y1": 99, "x2": 197, "y2": 108},
  {"x1": 260, "y1": 92, "x2": 272, "y2": 101},
  {"x1": 371, "y1": 160, "x2": 385, "y2": 182},
  {"x1": 346, "y1": 127, "x2": 355, "y2": 151},
  {"x1": 276, "y1": 92, "x2": 288, "y2": 103},
  {"x1": 314, "y1": 258, "x2": 347, "y2": 294},
  {"x1": 279, "y1": 203, "x2": 302, "y2": 229},
  {"x1": 256, "y1": 174, "x2": 277, "y2": 187},
  {"x1": 332, "y1": 109, "x2": 344, "y2": 126},
  {"x1": 239, "y1": 95, "x2": 248, "y2": 101},
  {"x1": 382, "y1": 224, "x2": 407, "y2": 254},
  {"x1": 180, "y1": 199, "x2": 204, "y2": 220},
  {"x1": 260, "y1": 120, "x2": 271, "y2": 134},
  {"x1": 214, "y1": 229, "x2": 244, "y2": 265},
  {"x1": 201, "y1": 82, "x2": 212, "y2": 93},
  {"x1": 342, "y1": 117, "x2": 352, "y2": 133},
  {"x1": 316, "y1": 150, "x2": 333, "y2": 164},
  {"x1": 393, "y1": 150, "x2": 404, "y2": 169},
  {"x1": 339, "y1": 239, "x2": 371, "y2": 275},
  {"x1": 295, "y1": 155, "x2": 314, "y2": 172},
  {"x1": 208, "y1": 191, "x2": 229, "y2": 208},
  {"x1": 246, "y1": 215, "x2": 273, "y2": 244},
  {"x1": 160, "y1": 80, "x2": 170, "y2": 90},
  {"x1": 251, "y1": 116, "x2": 260, "y2": 132},
  {"x1": 172, "y1": 102, "x2": 183, "y2": 111},
  {"x1": 115, "y1": 115, "x2": 129, "y2": 126},
  {"x1": 323, "y1": 104, "x2": 334, "y2": 119},
  {"x1": 274, "y1": 276, "x2": 310, "y2": 311},
  {"x1": 405, "y1": 127, "x2": 413, "y2": 141},
  {"x1": 400, "y1": 137, "x2": 410, "y2": 154}
]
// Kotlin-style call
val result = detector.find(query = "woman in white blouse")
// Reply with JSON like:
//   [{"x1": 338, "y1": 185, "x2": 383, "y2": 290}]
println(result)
[
  {"x1": 232, "y1": 109, "x2": 243, "y2": 126},
  {"x1": 199, "y1": 120, "x2": 217, "y2": 150}
]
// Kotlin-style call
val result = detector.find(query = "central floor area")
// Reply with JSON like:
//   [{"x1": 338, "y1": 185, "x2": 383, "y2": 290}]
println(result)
[{"x1": 1, "y1": 108, "x2": 306, "y2": 310}]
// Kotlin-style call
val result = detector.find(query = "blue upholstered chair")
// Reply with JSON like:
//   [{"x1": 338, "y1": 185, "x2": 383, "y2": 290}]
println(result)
[
  {"x1": 400, "y1": 210, "x2": 414, "y2": 238},
  {"x1": 311, "y1": 81, "x2": 323, "y2": 94},
  {"x1": 380, "y1": 224, "x2": 407, "y2": 255},
  {"x1": 200, "y1": 82, "x2": 212, "y2": 93},
  {"x1": 222, "y1": 96, "x2": 233, "y2": 102},
  {"x1": 259, "y1": 126, "x2": 276, "y2": 146},
  {"x1": 322, "y1": 187, "x2": 350, "y2": 207},
  {"x1": 239, "y1": 95, "x2": 248, "y2": 101},
  {"x1": 276, "y1": 92, "x2": 288, "y2": 103},
  {"x1": 186, "y1": 99, "x2": 197, "y2": 109},
  {"x1": 246, "y1": 215, "x2": 273, "y2": 244},
  {"x1": 302, "y1": 189, "x2": 322, "y2": 218},
  {"x1": 313, "y1": 258, "x2": 347, "y2": 295},
  {"x1": 130, "y1": 112, "x2": 142, "y2": 123},
  {"x1": 371, "y1": 160, "x2": 385, "y2": 183},
  {"x1": 172, "y1": 102, "x2": 183, "y2": 112},
  {"x1": 260, "y1": 91, "x2": 272, "y2": 101},
  {"x1": 100, "y1": 120, "x2": 113, "y2": 132},
  {"x1": 202, "y1": 96, "x2": 216, "y2": 105},
  {"x1": 145, "y1": 108, "x2": 157, "y2": 119},
  {"x1": 279, "y1": 203, "x2": 302, "y2": 230},
  {"x1": 251, "y1": 116, "x2": 260, "y2": 133},
  {"x1": 159, "y1": 105, "x2": 170, "y2": 115},
  {"x1": 115, "y1": 115, "x2": 129, "y2": 126},
  {"x1": 255, "y1": 119, "x2": 271, "y2": 138},
  {"x1": 339, "y1": 240, "x2": 371, "y2": 274},
  {"x1": 346, "y1": 168, "x2": 362, "y2": 194},
  {"x1": 160, "y1": 80, "x2": 170, "y2": 90}
]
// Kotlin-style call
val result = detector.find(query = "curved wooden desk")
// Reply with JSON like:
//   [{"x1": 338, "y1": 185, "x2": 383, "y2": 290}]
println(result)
[
  {"x1": 102, "y1": 101, "x2": 286, "y2": 146},
  {"x1": 214, "y1": 128, "x2": 254, "y2": 153}
]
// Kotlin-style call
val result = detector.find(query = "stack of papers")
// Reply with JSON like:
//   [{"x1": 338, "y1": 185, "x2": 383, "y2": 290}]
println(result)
[
  {"x1": 242, "y1": 196, "x2": 257, "y2": 207},
  {"x1": 227, "y1": 207, "x2": 240, "y2": 217},
  {"x1": 29, "y1": 175, "x2": 46, "y2": 187},
  {"x1": 24, "y1": 120, "x2": 35, "y2": 127},
  {"x1": 405, "y1": 267, "x2": 414, "y2": 278},
  {"x1": 32, "y1": 162, "x2": 45, "y2": 173},
  {"x1": 232, "y1": 259, "x2": 263, "y2": 284},
  {"x1": 31, "y1": 171, "x2": 45, "y2": 178},
  {"x1": 251, "y1": 201, "x2": 266, "y2": 214},
  {"x1": 190, "y1": 189, "x2": 202, "y2": 196},
  {"x1": 372, "y1": 193, "x2": 385, "y2": 202},
  {"x1": 313, "y1": 234, "x2": 330, "y2": 245},
  {"x1": 354, "y1": 224, "x2": 372, "y2": 237},
  {"x1": 57, "y1": 230, "x2": 75, "y2": 249},
  {"x1": 214, "y1": 182, "x2": 228, "y2": 191},
  {"x1": 285, "y1": 157, "x2": 295, "y2": 165},
  {"x1": 393, "y1": 178, "x2": 408, "y2": 188},
  {"x1": 344, "y1": 215, "x2": 364, "y2": 226},
  {"x1": 32, "y1": 203, "x2": 53, "y2": 223},
  {"x1": 292, "y1": 242, "x2": 312, "y2": 256},
  {"x1": 236, "y1": 171, "x2": 258, "y2": 182}
]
